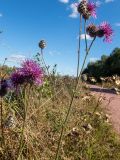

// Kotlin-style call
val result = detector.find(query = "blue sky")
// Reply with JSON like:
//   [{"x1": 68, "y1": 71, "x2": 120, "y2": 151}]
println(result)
[{"x1": 0, "y1": 0, "x2": 120, "y2": 75}]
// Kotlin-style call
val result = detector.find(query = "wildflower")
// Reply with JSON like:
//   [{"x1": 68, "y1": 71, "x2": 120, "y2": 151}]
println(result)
[
  {"x1": 10, "y1": 69, "x2": 26, "y2": 87},
  {"x1": 97, "y1": 22, "x2": 113, "y2": 42},
  {"x1": 77, "y1": 0, "x2": 88, "y2": 15},
  {"x1": 21, "y1": 60, "x2": 43, "y2": 84},
  {"x1": 86, "y1": 24, "x2": 98, "y2": 37},
  {"x1": 77, "y1": 0, "x2": 97, "y2": 19},
  {"x1": 10, "y1": 60, "x2": 43, "y2": 86},
  {"x1": 87, "y1": 2, "x2": 97, "y2": 18},
  {"x1": 39, "y1": 40, "x2": 46, "y2": 49},
  {"x1": 0, "y1": 79, "x2": 8, "y2": 97}
]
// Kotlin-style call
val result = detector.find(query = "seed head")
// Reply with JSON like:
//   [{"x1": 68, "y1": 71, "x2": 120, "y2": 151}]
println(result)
[
  {"x1": 77, "y1": 1, "x2": 97, "y2": 20},
  {"x1": 86, "y1": 24, "x2": 98, "y2": 37},
  {"x1": 77, "y1": 0, "x2": 88, "y2": 15},
  {"x1": 82, "y1": 12, "x2": 91, "y2": 20},
  {"x1": 39, "y1": 40, "x2": 46, "y2": 49}
]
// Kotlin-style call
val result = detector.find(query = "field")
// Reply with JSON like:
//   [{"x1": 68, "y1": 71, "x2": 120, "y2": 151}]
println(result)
[{"x1": 0, "y1": 73, "x2": 120, "y2": 160}]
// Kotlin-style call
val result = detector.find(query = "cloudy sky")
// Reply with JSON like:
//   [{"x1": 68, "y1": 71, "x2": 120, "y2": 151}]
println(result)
[{"x1": 0, "y1": 0, "x2": 120, "y2": 75}]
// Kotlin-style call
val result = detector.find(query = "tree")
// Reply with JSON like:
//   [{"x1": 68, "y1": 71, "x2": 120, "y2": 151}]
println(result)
[{"x1": 83, "y1": 48, "x2": 120, "y2": 78}]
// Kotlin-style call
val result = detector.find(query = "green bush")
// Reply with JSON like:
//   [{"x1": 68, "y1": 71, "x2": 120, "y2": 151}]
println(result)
[{"x1": 83, "y1": 48, "x2": 120, "y2": 78}]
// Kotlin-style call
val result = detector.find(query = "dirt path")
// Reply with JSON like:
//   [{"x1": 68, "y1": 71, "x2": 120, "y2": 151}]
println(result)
[{"x1": 89, "y1": 85, "x2": 120, "y2": 134}]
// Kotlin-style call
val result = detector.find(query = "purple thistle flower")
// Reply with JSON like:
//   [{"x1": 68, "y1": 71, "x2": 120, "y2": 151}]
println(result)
[
  {"x1": 10, "y1": 60, "x2": 44, "y2": 87},
  {"x1": 10, "y1": 69, "x2": 26, "y2": 87},
  {"x1": 97, "y1": 22, "x2": 113, "y2": 43},
  {"x1": 21, "y1": 60, "x2": 43, "y2": 85},
  {"x1": 0, "y1": 79, "x2": 8, "y2": 97},
  {"x1": 87, "y1": 2, "x2": 97, "y2": 18}
]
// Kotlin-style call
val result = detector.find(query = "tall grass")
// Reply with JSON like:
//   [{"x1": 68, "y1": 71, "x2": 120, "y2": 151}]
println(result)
[{"x1": 0, "y1": 77, "x2": 120, "y2": 159}]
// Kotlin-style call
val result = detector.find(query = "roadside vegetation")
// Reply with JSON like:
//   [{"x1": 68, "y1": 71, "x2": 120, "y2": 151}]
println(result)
[
  {"x1": 1, "y1": 71, "x2": 120, "y2": 160},
  {"x1": 0, "y1": 0, "x2": 120, "y2": 159}
]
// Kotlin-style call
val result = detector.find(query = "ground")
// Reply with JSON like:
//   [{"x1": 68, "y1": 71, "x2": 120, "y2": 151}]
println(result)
[{"x1": 90, "y1": 84, "x2": 120, "y2": 135}]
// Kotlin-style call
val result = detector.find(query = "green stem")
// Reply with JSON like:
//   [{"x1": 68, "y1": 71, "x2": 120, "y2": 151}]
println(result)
[
  {"x1": 17, "y1": 88, "x2": 27, "y2": 160},
  {"x1": 55, "y1": 37, "x2": 96, "y2": 160},
  {"x1": 84, "y1": 20, "x2": 88, "y2": 52},
  {"x1": 41, "y1": 49, "x2": 50, "y2": 76},
  {"x1": 77, "y1": 14, "x2": 82, "y2": 79},
  {"x1": 0, "y1": 97, "x2": 4, "y2": 147}
]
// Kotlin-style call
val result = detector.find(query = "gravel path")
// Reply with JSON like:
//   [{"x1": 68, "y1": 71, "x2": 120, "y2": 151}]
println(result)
[{"x1": 89, "y1": 85, "x2": 120, "y2": 134}]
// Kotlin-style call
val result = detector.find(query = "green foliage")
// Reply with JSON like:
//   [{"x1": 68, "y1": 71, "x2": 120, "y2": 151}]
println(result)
[
  {"x1": 38, "y1": 79, "x2": 52, "y2": 98},
  {"x1": 83, "y1": 48, "x2": 120, "y2": 78}
]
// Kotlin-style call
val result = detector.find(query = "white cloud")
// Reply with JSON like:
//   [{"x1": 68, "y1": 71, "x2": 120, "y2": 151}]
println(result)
[
  {"x1": 49, "y1": 50, "x2": 61, "y2": 56},
  {"x1": 80, "y1": 34, "x2": 93, "y2": 40},
  {"x1": 90, "y1": 57, "x2": 98, "y2": 62},
  {"x1": 69, "y1": 3, "x2": 78, "y2": 18},
  {"x1": 8, "y1": 54, "x2": 26, "y2": 62},
  {"x1": 59, "y1": 0, "x2": 69, "y2": 4},
  {"x1": 105, "y1": 0, "x2": 114, "y2": 3},
  {"x1": 115, "y1": 23, "x2": 120, "y2": 27},
  {"x1": 96, "y1": 1, "x2": 102, "y2": 6}
]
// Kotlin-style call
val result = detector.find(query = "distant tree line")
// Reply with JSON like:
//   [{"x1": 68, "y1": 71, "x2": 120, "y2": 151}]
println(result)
[{"x1": 83, "y1": 48, "x2": 120, "y2": 79}]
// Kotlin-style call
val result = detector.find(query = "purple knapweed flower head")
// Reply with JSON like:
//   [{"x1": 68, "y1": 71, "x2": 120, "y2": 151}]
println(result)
[
  {"x1": 10, "y1": 60, "x2": 44, "y2": 87},
  {"x1": 87, "y1": 2, "x2": 97, "y2": 18},
  {"x1": 10, "y1": 69, "x2": 26, "y2": 87},
  {"x1": 97, "y1": 22, "x2": 113, "y2": 43},
  {"x1": 0, "y1": 79, "x2": 8, "y2": 97},
  {"x1": 21, "y1": 60, "x2": 43, "y2": 85}
]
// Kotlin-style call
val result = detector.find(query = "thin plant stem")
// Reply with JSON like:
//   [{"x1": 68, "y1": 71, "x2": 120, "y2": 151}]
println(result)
[
  {"x1": 17, "y1": 88, "x2": 27, "y2": 160},
  {"x1": 77, "y1": 14, "x2": 82, "y2": 79},
  {"x1": 0, "y1": 97, "x2": 4, "y2": 147},
  {"x1": 77, "y1": 19, "x2": 88, "y2": 90},
  {"x1": 41, "y1": 49, "x2": 56, "y2": 104},
  {"x1": 84, "y1": 20, "x2": 88, "y2": 52},
  {"x1": 55, "y1": 37, "x2": 96, "y2": 160},
  {"x1": 41, "y1": 48, "x2": 50, "y2": 76},
  {"x1": 79, "y1": 35, "x2": 96, "y2": 85}
]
